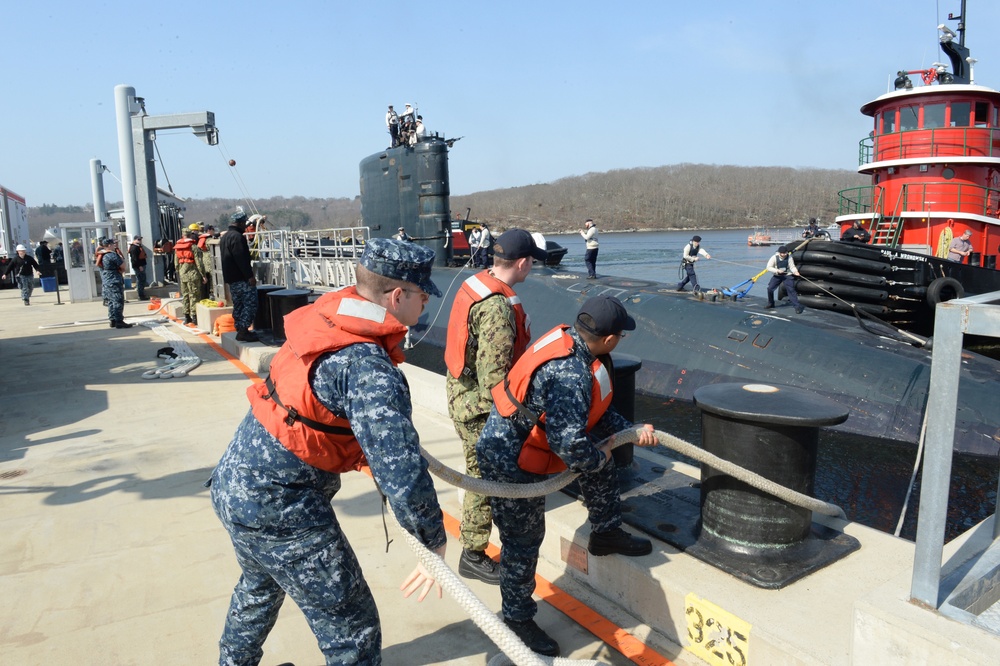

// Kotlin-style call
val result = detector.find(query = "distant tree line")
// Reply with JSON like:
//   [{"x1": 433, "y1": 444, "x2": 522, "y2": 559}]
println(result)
[{"x1": 26, "y1": 164, "x2": 865, "y2": 240}]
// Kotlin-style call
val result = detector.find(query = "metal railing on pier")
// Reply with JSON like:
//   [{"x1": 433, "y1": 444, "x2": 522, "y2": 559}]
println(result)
[
  {"x1": 911, "y1": 289, "x2": 1000, "y2": 612},
  {"x1": 250, "y1": 226, "x2": 369, "y2": 290}
]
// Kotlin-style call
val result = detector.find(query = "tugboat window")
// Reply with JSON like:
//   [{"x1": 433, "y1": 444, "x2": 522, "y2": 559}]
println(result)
[
  {"x1": 950, "y1": 101, "x2": 971, "y2": 127},
  {"x1": 900, "y1": 105, "x2": 919, "y2": 131},
  {"x1": 974, "y1": 101, "x2": 990, "y2": 127},
  {"x1": 924, "y1": 103, "x2": 946, "y2": 129},
  {"x1": 885, "y1": 109, "x2": 898, "y2": 133},
  {"x1": 943, "y1": 167, "x2": 956, "y2": 179}
]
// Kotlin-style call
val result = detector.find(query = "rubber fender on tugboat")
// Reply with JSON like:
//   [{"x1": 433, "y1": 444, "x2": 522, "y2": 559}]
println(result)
[
  {"x1": 798, "y1": 250, "x2": 896, "y2": 275},
  {"x1": 797, "y1": 264, "x2": 888, "y2": 287},
  {"x1": 925, "y1": 276, "x2": 964, "y2": 306},
  {"x1": 794, "y1": 294, "x2": 893, "y2": 316},
  {"x1": 795, "y1": 280, "x2": 889, "y2": 303}
]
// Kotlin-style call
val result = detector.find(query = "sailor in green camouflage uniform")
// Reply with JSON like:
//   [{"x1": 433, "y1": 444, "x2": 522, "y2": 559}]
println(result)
[
  {"x1": 444, "y1": 229, "x2": 546, "y2": 584},
  {"x1": 210, "y1": 238, "x2": 446, "y2": 665},
  {"x1": 475, "y1": 296, "x2": 657, "y2": 657}
]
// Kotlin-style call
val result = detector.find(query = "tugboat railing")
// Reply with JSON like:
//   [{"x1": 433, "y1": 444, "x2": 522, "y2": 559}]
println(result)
[
  {"x1": 859, "y1": 127, "x2": 1000, "y2": 166},
  {"x1": 911, "y1": 289, "x2": 1000, "y2": 609},
  {"x1": 838, "y1": 182, "x2": 1000, "y2": 218}
]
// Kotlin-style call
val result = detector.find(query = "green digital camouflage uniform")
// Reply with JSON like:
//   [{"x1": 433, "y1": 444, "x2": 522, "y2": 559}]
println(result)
[
  {"x1": 446, "y1": 294, "x2": 519, "y2": 551},
  {"x1": 195, "y1": 243, "x2": 213, "y2": 300}
]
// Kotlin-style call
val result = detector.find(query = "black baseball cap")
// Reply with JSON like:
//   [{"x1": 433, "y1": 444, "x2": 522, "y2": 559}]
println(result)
[
  {"x1": 576, "y1": 295, "x2": 636, "y2": 336},
  {"x1": 492, "y1": 229, "x2": 547, "y2": 261}
]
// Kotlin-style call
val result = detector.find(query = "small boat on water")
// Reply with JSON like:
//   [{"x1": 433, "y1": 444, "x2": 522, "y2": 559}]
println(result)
[
  {"x1": 792, "y1": 6, "x2": 1000, "y2": 337},
  {"x1": 747, "y1": 227, "x2": 774, "y2": 246}
]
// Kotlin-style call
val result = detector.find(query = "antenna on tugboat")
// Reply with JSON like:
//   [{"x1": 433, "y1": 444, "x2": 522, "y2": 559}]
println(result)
[{"x1": 946, "y1": 0, "x2": 966, "y2": 47}]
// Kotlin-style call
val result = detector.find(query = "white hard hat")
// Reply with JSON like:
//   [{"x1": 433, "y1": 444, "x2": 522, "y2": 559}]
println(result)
[{"x1": 15, "y1": 244, "x2": 26, "y2": 251}]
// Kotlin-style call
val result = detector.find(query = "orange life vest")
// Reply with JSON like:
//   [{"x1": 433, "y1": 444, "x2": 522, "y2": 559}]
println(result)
[
  {"x1": 491, "y1": 325, "x2": 614, "y2": 474},
  {"x1": 247, "y1": 287, "x2": 408, "y2": 474},
  {"x1": 95, "y1": 248, "x2": 126, "y2": 273},
  {"x1": 444, "y1": 271, "x2": 531, "y2": 379},
  {"x1": 197, "y1": 233, "x2": 211, "y2": 251},
  {"x1": 174, "y1": 237, "x2": 196, "y2": 264}
]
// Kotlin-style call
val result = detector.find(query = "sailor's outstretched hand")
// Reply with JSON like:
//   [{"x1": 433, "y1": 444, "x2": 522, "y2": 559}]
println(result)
[{"x1": 400, "y1": 544, "x2": 447, "y2": 602}]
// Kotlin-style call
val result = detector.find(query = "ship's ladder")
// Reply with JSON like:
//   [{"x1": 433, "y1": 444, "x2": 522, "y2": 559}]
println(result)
[{"x1": 871, "y1": 187, "x2": 905, "y2": 246}]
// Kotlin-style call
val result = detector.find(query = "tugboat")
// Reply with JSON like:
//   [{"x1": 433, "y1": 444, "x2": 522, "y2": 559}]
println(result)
[{"x1": 790, "y1": 1, "x2": 1000, "y2": 336}]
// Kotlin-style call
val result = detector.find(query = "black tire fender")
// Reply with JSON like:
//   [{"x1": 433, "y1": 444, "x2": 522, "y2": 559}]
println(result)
[{"x1": 926, "y1": 277, "x2": 964, "y2": 306}]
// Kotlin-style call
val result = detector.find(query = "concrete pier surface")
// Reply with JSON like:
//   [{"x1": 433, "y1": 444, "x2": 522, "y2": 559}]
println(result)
[{"x1": 2, "y1": 284, "x2": 999, "y2": 665}]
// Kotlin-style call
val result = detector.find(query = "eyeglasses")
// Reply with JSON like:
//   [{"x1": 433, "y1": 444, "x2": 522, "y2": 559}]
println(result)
[{"x1": 385, "y1": 286, "x2": 429, "y2": 303}]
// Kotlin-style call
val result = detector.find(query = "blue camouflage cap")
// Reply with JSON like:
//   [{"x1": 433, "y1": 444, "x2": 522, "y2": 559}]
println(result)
[{"x1": 360, "y1": 238, "x2": 441, "y2": 297}]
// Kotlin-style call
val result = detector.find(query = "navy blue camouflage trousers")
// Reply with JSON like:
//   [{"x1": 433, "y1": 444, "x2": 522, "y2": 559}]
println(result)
[
  {"x1": 16, "y1": 275, "x2": 34, "y2": 303},
  {"x1": 212, "y1": 488, "x2": 381, "y2": 665},
  {"x1": 229, "y1": 280, "x2": 258, "y2": 331},
  {"x1": 102, "y1": 276, "x2": 125, "y2": 322},
  {"x1": 480, "y1": 454, "x2": 622, "y2": 622}
]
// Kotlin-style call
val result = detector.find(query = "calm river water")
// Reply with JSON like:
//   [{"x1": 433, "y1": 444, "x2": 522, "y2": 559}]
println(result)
[{"x1": 545, "y1": 227, "x2": 997, "y2": 541}]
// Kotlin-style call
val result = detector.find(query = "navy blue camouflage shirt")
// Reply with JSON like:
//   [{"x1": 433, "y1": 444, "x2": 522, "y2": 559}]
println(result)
[
  {"x1": 477, "y1": 327, "x2": 632, "y2": 477},
  {"x1": 212, "y1": 341, "x2": 446, "y2": 550}
]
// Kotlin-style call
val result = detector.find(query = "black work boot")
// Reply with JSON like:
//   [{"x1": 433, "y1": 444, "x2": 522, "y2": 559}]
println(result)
[
  {"x1": 113, "y1": 320, "x2": 134, "y2": 329},
  {"x1": 458, "y1": 549, "x2": 500, "y2": 585},
  {"x1": 764, "y1": 303, "x2": 775, "y2": 309},
  {"x1": 503, "y1": 618, "x2": 560, "y2": 657},
  {"x1": 588, "y1": 527, "x2": 652, "y2": 557},
  {"x1": 236, "y1": 329, "x2": 260, "y2": 342},
  {"x1": 183, "y1": 314, "x2": 193, "y2": 325}
]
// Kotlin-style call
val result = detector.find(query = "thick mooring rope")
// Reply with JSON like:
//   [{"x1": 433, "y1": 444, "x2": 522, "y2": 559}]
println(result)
[{"x1": 422, "y1": 428, "x2": 845, "y2": 519}]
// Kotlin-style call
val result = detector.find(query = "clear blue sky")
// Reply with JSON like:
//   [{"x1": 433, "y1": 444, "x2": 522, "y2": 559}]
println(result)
[{"x1": 4, "y1": 1, "x2": 1000, "y2": 207}]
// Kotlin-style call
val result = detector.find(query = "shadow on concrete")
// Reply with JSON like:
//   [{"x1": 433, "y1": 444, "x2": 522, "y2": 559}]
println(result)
[{"x1": 0, "y1": 466, "x2": 215, "y2": 505}]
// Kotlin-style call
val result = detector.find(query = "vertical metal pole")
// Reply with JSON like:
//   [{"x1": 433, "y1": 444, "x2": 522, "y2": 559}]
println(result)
[
  {"x1": 90, "y1": 159, "x2": 108, "y2": 226},
  {"x1": 114, "y1": 85, "x2": 141, "y2": 239},
  {"x1": 910, "y1": 302, "x2": 963, "y2": 607}
]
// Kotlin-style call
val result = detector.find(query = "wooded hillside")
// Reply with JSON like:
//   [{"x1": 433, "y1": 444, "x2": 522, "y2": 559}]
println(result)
[{"x1": 27, "y1": 163, "x2": 865, "y2": 239}]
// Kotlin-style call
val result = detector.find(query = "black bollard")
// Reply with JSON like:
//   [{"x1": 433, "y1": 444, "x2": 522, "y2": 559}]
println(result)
[
  {"x1": 268, "y1": 289, "x2": 310, "y2": 341},
  {"x1": 254, "y1": 284, "x2": 283, "y2": 331},
  {"x1": 608, "y1": 352, "x2": 642, "y2": 468},
  {"x1": 686, "y1": 382, "x2": 859, "y2": 589}
]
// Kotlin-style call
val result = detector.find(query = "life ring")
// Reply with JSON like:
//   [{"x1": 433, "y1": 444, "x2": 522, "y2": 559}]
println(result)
[{"x1": 925, "y1": 277, "x2": 964, "y2": 306}]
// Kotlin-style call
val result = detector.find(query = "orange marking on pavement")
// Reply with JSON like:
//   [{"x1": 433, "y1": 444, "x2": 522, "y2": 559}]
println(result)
[{"x1": 440, "y1": 510, "x2": 673, "y2": 665}]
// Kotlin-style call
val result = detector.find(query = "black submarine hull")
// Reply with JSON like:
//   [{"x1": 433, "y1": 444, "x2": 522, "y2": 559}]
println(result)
[{"x1": 407, "y1": 265, "x2": 1000, "y2": 458}]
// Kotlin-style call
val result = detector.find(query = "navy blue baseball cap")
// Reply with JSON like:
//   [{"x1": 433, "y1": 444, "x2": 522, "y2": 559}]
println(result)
[
  {"x1": 576, "y1": 295, "x2": 636, "y2": 336},
  {"x1": 492, "y1": 229, "x2": 547, "y2": 261},
  {"x1": 360, "y1": 238, "x2": 441, "y2": 297}
]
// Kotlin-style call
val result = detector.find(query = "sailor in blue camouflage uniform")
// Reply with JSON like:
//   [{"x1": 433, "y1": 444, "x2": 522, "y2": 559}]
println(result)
[
  {"x1": 210, "y1": 238, "x2": 447, "y2": 666},
  {"x1": 476, "y1": 295, "x2": 657, "y2": 657},
  {"x1": 96, "y1": 238, "x2": 133, "y2": 329}
]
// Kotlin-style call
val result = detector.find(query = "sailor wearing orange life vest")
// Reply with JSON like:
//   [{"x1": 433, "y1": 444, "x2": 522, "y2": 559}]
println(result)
[
  {"x1": 174, "y1": 225, "x2": 206, "y2": 326},
  {"x1": 444, "y1": 228, "x2": 547, "y2": 585},
  {"x1": 95, "y1": 237, "x2": 133, "y2": 329},
  {"x1": 475, "y1": 295, "x2": 658, "y2": 657},
  {"x1": 210, "y1": 238, "x2": 447, "y2": 664}
]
